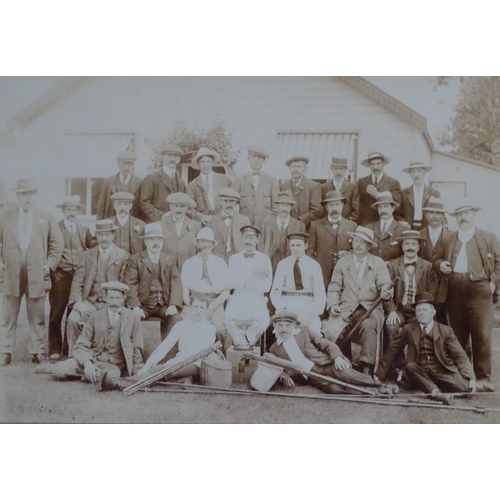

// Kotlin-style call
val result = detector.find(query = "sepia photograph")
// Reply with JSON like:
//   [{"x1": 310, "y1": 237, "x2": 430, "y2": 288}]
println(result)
[{"x1": 1, "y1": 75, "x2": 499, "y2": 424}]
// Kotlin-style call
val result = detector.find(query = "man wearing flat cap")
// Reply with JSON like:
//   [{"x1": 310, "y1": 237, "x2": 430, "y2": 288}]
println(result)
[
  {"x1": 307, "y1": 190, "x2": 357, "y2": 287},
  {"x1": 66, "y1": 219, "x2": 129, "y2": 355},
  {"x1": 259, "y1": 190, "x2": 306, "y2": 273},
  {"x1": 231, "y1": 145, "x2": 280, "y2": 228},
  {"x1": 280, "y1": 156, "x2": 322, "y2": 229},
  {"x1": 321, "y1": 157, "x2": 360, "y2": 222},
  {"x1": 110, "y1": 191, "x2": 145, "y2": 255},
  {"x1": 51, "y1": 281, "x2": 144, "y2": 384},
  {"x1": 0, "y1": 179, "x2": 64, "y2": 366},
  {"x1": 401, "y1": 162, "x2": 440, "y2": 230},
  {"x1": 225, "y1": 225, "x2": 272, "y2": 348},
  {"x1": 434, "y1": 201, "x2": 500, "y2": 385},
  {"x1": 208, "y1": 188, "x2": 251, "y2": 262},
  {"x1": 377, "y1": 292, "x2": 482, "y2": 405},
  {"x1": 97, "y1": 151, "x2": 142, "y2": 220},
  {"x1": 186, "y1": 147, "x2": 232, "y2": 225},
  {"x1": 160, "y1": 192, "x2": 202, "y2": 270},
  {"x1": 48, "y1": 196, "x2": 95, "y2": 360},
  {"x1": 139, "y1": 143, "x2": 186, "y2": 223},
  {"x1": 122, "y1": 223, "x2": 183, "y2": 335},
  {"x1": 357, "y1": 152, "x2": 403, "y2": 226}
]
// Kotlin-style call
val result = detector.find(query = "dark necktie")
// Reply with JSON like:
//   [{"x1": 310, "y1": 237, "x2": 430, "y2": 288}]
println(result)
[
  {"x1": 201, "y1": 258, "x2": 212, "y2": 286},
  {"x1": 293, "y1": 259, "x2": 304, "y2": 290},
  {"x1": 405, "y1": 262, "x2": 416, "y2": 268},
  {"x1": 222, "y1": 213, "x2": 233, "y2": 220}
]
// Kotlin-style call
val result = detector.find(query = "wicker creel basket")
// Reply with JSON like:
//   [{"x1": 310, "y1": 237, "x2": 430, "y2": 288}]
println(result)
[{"x1": 200, "y1": 354, "x2": 232, "y2": 388}]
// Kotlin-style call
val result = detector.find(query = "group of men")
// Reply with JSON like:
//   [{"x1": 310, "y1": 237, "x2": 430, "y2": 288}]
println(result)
[{"x1": 0, "y1": 146, "x2": 499, "y2": 404}]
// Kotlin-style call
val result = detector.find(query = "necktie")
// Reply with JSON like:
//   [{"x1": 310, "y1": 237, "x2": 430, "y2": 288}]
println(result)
[
  {"x1": 293, "y1": 259, "x2": 304, "y2": 290},
  {"x1": 69, "y1": 223, "x2": 76, "y2": 234},
  {"x1": 280, "y1": 222, "x2": 286, "y2": 231},
  {"x1": 405, "y1": 262, "x2": 416, "y2": 268},
  {"x1": 252, "y1": 172, "x2": 261, "y2": 177},
  {"x1": 356, "y1": 259, "x2": 364, "y2": 278},
  {"x1": 244, "y1": 253, "x2": 255, "y2": 259},
  {"x1": 381, "y1": 221, "x2": 388, "y2": 237},
  {"x1": 201, "y1": 258, "x2": 212, "y2": 286},
  {"x1": 222, "y1": 213, "x2": 233, "y2": 220}
]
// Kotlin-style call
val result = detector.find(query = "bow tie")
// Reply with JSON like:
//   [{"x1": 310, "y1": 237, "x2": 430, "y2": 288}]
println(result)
[
  {"x1": 222, "y1": 214, "x2": 233, "y2": 220},
  {"x1": 251, "y1": 171, "x2": 261, "y2": 177},
  {"x1": 243, "y1": 253, "x2": 255, "y2": 259},
  {"x1": 405, "y1": 262, "x2": 417, "y2": 267}
]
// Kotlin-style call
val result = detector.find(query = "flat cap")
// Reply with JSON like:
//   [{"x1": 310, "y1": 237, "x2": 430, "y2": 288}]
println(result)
[
  {"x1": 286, "y1": 156, "x2": 309, "y2": 167},
  {"x1": 158, "y1": 142, "x2": 184, "y2": 156},
  {"x1": 166, "y1": 192, "x2": 196, "y2": 208},
  {"x1": 240, "y1": 224, "x2": 261, "y2": 235},
  {"x1": 101, "y1": 281, "x2": 129, "y2": 293},
  {"x1": 271, "y1": 309, "x2": 298, "y2": 323},
  {"x1": 111, "y1": 191, "x2": 135, "y2": 202},
  {"x1": 116, "y1": 151, "x2": 137, "y2": 161},
  {"x1": 247, "y1": 145, "x2": 269, "y2": 158},
  {"x1": 217, "y1": 187, "x2": 240, "y2": 200},
  {"x1": 287, "y1": 232, "x2": 309, "y2": 242}
]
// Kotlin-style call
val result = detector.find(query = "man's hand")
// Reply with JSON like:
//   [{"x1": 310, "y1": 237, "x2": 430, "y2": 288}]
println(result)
[
  {"x1": 42, "y1": 264, "x2": 50, "y2": 275},
  {"x1": 161, "y1": 211, "x2": 172, "y2": 220},
  {"x1": 337, "y1": 250, "x2": 350, "y2": 260},
  {"x1": 380, "y1": 286, "x2": 392, "y2": 301},
  {"x1": 334, "y1": 356, "x2": 350, "y2": 371},
  {"x1": 469, "y1": 379, "x2": 478, "y2": 393},
  {"x1": 72, "y1": 301, "x2": 85, "y2": 313},
  {"x1": 386, "y1": 311, "x2": 401, "y2": 326},
  {"x1": 329, "y1": 306, "x2": 342, "y2": 318},
  {"x1": 440, "y1": 261, "x2": 453, "y2": 274},
  {"x1": 201, "y1": 215, "x2": 212, "y2": 225},
  {"x1": 133, "y1": 307, "x2": 145, "y2": 319},
  {"x1": 398, "y1": 220, "x2": 411, "y2": 229},
  {"x1": 165, "y1": 305, "x2": 178, "y2": 317},
  {"x1": 366, "y1": 185, "x2": 379, "y2": 198},
  {"x1": 83, "y1": 360, "x2": 98, "y2": 384},
  {"x1": 281, "y1": 374, "x2": 295, "y2": 388},
  {"x1": 137, "y1": 364, "x2": 151, "y2": 377}
]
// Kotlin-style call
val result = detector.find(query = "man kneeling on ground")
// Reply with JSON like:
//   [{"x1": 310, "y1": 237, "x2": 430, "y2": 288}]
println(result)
[{"x1": 50, "y1": 282, "x2": 144, "y2": 386}]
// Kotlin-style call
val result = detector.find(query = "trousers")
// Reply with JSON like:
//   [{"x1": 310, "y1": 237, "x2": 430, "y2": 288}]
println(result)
[
  {"x1": 312, "y1": 362, "x2": 377, "y2": 394},
  {"x1": 403, "y1": 362, "x2": 470, "y2": 393},
  {"x1": 52, "y1": 357, "x2": 124, "y2": 381},
  {"x1": 66, "y1": 301, "x2": 101, "y2": 355},
  {"x1": 142, "y1": 304, "x2": 182, "y2": 340}
]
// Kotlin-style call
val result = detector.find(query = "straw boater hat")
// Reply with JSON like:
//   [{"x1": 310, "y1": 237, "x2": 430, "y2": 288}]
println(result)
[
  {"x1": 247, "y1": 145, "x2": 269, "y2": 158},
  {"x1": 396, "y1": 230, "x2": 426, "y2": 243},
  {"x1": 274, "y1": 190, "x2": 296, "y2": 205},
  {"x1": 347, "y1": 226, "x2": 378, "y2": 247},
  {"x1": 56, "y1": 195, "x2": 85, "y2": 209},
  {"x1": 402, "y1": 161, "x2": 432, "y2": 174},
  {"x1": 240, "y1": 224, "x2": 261, "y2": 236},
  {"x1": 95, "y1": 219, "x2": 118, "y2": 232},
  {"x1": 166, "y1": 192, "x2": 196, "y2": 208},
  {"x1": 110, "y1": 191, "x2": 135, "y2": 202},
  {"x1": 194, "y1": 227, "x2": 217, "y2": 245},
  {"x1": 271, "y1": 309, "x2": 298, "y2": 323},
  {"x1": 101, "y1": 281, "x2": 129, "y2": 294},
  {"x1": 286, "y1": 232, "x2": 309, "y2": 242},
  {"x1": 371, "y1": 191, "x2": 400, "y2": 209},
  {"x1": 116, "y1": 151, "x2": 137, "y2": 162},
  {"x1": 191, "y1": 147, "x2": 220, "y2": 170},
  {"x1": 286, "y1": 156, "x2": 309, "y2": 167},
  {"x1": 14, "y1": 179, "x2": 38, "y2": 193},
  {"x1": 217, "y1": 187, "x2": 240, "y2": 201},
  {"x1": 321, "y1": 190, "x2": 346, "y2": 205},
  {"x1": 157, "y1": 142, "x2": 184, "y2": 156},
  {"x1": 449, "y1": 200, "x2": 482, "y2": 217},
  {"x1": 422, "y1": 197, "x2": 447, "y2": 214},
  {"x1": 140, "y1": 222, "x2": 167, "y2": 239},
  {"x1": 331, "y1": 157, "x2": 348, "y2": 168},
  {"x1": 361, "y1": 152, "x2": 391, "y2": 167},
  {"x1": 412, "y1": 291, "x2": 437, "y2": 307}
]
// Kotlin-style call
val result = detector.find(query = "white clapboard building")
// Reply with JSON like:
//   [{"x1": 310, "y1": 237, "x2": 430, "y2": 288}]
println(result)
[{"x1": 0, "y1": 76, "x2": 498, "y2": 233}]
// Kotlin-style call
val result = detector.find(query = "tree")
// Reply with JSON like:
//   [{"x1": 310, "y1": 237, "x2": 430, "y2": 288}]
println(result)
[{"x1": 438, "y1": 77, "x2": 500, "y2": 167}]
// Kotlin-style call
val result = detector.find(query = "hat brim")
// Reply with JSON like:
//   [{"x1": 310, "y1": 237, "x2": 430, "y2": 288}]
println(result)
[
  {"x1": 56, "y1": 203, "x2": 85, "y2": 209},
  {"x1": 274, "y1": 199, "x2": 296, "y2": 206},
  {"x1": 285, "y1": 157, "x2": 309, "y2": 167},
  {"x1": 194, "y1": 238, "x2": 217, "y2": 246},
  {"x1": 449, "y1": 206, "x2": 481, "y2": 217},
  {"x1": 95, "y1": 225, "x2": 119, "y2": 232},
  {"x1": 191, "y1": 152, "x2": 221, "y2": 170},
  {"x1": 422, "y1": 207, "x2": 447, "y2": 213},
  {"x1": 402, "y1": 166, "x2": 432, "y2": 174},
  {"x1": 371, "y1": 200, "x2": 400, "y2": 209},
  {"x1": 15, "y1": 188, "x2": 38, "y2": 193},
  {"x1": 321, "y1": 197, "x2": 346, "y2": 205},
  {"x1": 347, "y1": 231, "x2": 377, "y2": 247},
  {"x1": 270, "y1": 315, "x2": 298, "y2": 323},
  {"x1": 140, "y1": 234, "x2": 168, "y2": 239},
  {"x1": 395, "y1": 235, "x2": 426, "y2": 243},
  {"x1": 412, "y1": 299, "x2": 438, "y2": 308},
  {"x1": 361, "y1": 155, "x2": 391, "y2": 167}
]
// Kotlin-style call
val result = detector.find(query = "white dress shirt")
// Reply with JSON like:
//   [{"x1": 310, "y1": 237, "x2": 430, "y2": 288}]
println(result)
[
  {"x1": 402, "y1": 258, "x2": 418, "y2": 305},
  {"x1": 108, "y1": 307, "x2": 122, "y2": 327},
  {"x1": 181, "y1": 253, "x2": 229, "y2": 294},
  {"x1": 420, "y1": 321, "x2": 434, "y2": 336},
  {"x1": 162, "y1": 166, "x2": 176, "y2": 178},
  {"x1": 276, "y1": 333, "x2": 314, "y2": 372},
  {"x1": 119, "y1": 174, "x2": 131, "y2": 186},
  {"x1": 412, "y1": 184, "x2": 425, "y2": 221},
  {"x1": 428, "y1": 225, "x2": 443, "y2": 247},
  {"x1": 147, "y1": 251, "x2": 160, "y2": 265},
  {"x1": 251, "y1": 171, "x2": 260, "y2": 191},
  {"x1": 276, "y1": 216, "x2": 291, "y2": 230},
  {"x1": 98, "y1": 245, "x2": 113, "y2": 260},
  {"x1": 332, "y1": 178, "x2": 344, "y2": 192},
  {"x1": 18, "y1": 208, "x2": 34, "y2": 250},
  {"x1": 354, "y1": 254, "x2": 368, "y2": 280},
  {"x1": 372, "y1": 173, "x2": 384, "y2": 185},
  {"x1": 116, "y1": 214, "x2": 130, "y2": 227},
  {"x1": 454, "y1": 229, "x2": 475, "y2": 272},
  {"x1": 63, "y1": 218, "x2": 77, "y2": 234},
  {"x1": 328, "y1": 215, "x2": 342, "y2": 229},
  {"x1": 380, "y1": 217, "x2": 394, "y2": 234}
]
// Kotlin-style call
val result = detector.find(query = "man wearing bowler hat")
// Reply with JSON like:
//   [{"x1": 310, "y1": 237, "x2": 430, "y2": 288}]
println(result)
[
  {"x1": 208, "y1": 187, "x2": 251, "y2": 262},
  {"x1": 321, "y1": 157, "x2": 360, "y2": 222},
  {"x1": 231, "y1": 145, "x2": 280, "y2": 228},
  {"x1": 160, "y1": 192, "x2": 202, "y2": 270},
  {"x1": 48, "y1": 196, "x2": 95, "y2": 360},
  {"x1": 97, "y1": 151, "x2": 143, "y2": 220},
  {"x1": 357, "y1": 152, "x2": 403, "y2": 225},
  {"x1": 0, "y1": 179, "x2": 64, "y2": 366},
  {"x1": 186, "y1": 147, "x2": 232, "y2": 225},
  {"x1": 122, "y1": 223, "x2": 183, "y2": 335},
  {"x1": 434, "y1": 201, "x2": 500, "y2": 385},
  {"x1": 377, "y1": 292, "x2": 481, "y2": 405},
  {"x1": 419, "y1": 197, "x2": 451, "y2": 263},
  {"x1": 66, "y1": 219, "x2": 129, "y2": 354},
  {"x1": 401, "y1": 162, "x2": 440, "y2": 230},
  {"x1": 110, "y1": 191, "x2": 145, "y2": 255},
  {"x1": 139, "y1": 143, "x2": 186, "y2": 223},
  {"x1": 280, "y1": 156, "x2": 322, "y2": 228},
  {"x1": 307, "y1": 190, "x2": 357, "y2": 287}
]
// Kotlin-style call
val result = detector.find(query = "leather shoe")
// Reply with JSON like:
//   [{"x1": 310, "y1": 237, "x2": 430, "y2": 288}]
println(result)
[
  {"x1": 49, "y1": 353, "x2": 62, "y2": 361},
  {"x1": 476, "y1": 380, "x2": 495, "y2": 392},
  {"x1": 99, "y1": 370, "x2": 124, "y2": 392},
  {"x1": 0, "y1": 353, "x2": 11, "y2": 366},
  {"x1": 430, "y1": 391, "x2": 454, "y2": 406},
  {"x1": 31, "y1": 354, "x2": 45, "y2": 364}
]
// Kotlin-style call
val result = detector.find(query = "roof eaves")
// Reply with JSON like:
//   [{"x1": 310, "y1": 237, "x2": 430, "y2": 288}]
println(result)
[{"x1": 431, "y1": 150, "x2": 500, "y2": 173}]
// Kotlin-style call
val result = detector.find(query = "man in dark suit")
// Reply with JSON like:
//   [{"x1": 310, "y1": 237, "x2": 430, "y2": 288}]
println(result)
[
  {"x1": 97, "y1": 151, "x2": 142, "y2": 220},
  {"x1": 280, "y1": 156, "x2": 322, "y2": 229},
  {"x1": 122, "y1": 223, "x2": 183, "y2": 337},
  {"x1": 186, "y1": 147, "x2": 232, "y2": 225},
  {"x1": 259, "y1": 191, "x2": 305, "y2": 272},
  {"x1": 49, "y1": 196, "x2": 95, "y2": 360},
  {"x1": 110, "y1": 191, "x2": 145, "y2": 255},
  {"x1": 208, "y1": 188, "x2": 250, "y2": 262},
  {"x1": 367, "y1": 191, "x2": 404, "y2": 261},
  {"x1": 401, "y1": 162, "x2": 440, "y2": 230},
  {"x1": 307, "y1": 190, "x2": 357, "y2": 287},
  {"x1": 357, "y1": 152, "x2": 402, "y2": 225},
  {"x1": 377, "y1": 293, "x2": 484, "y2": 405},
  {"x1": 321, "y1": 157, "x2": 360, "y2": 222},
  {"x1": 139, "y1": 143, "x2": 186, "y2": 222},
  {"x1": 434, "y1": 202, "x2": 500, "y2": 384}
]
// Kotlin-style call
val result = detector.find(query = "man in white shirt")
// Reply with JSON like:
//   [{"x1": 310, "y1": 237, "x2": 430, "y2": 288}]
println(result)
[
  {"x1": 271, "y1": 232, "x2": 326, "y2": 334},
  {"x1": 181, "y1": 227, "x2": 230, "y2": 343},
  {"x1": 110, "y1": 191, "x2": 145, "y2": 255},
  {"x1": 225, "y1": 225, "x2": 273, "y2": 348}
]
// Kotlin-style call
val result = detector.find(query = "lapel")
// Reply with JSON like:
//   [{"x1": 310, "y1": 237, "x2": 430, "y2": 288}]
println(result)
[
  {"x1": 27, "y1": 208, "x2": 42, "y2": 247},
  {"x1": 346, "y1": 254, "x2": 361, "y2": 285},
  {"x1": 422, "y1": 185, "x2": 432, "y2": 206},
  {"x1": 320, "y1": 217, "x2": 335, "y2": 237},
  {"x1": 372, "y1": 222, "x2": 382, "y2": 239},
  {"x1": 157, "y1": 169, "x2": 175, "y2": 191},
  {"x1": 131, "y1": 175, "x2": 142, "y2": 193},
  {"x1": 107, "y1": 245, "x2": 121, "y2": 271},
  {"x1": 89, "y1": 247, "x2": 99, "y2": 270},
  {"x1": 473, "y1": 228, "x2": 488, "y2": 256},
  {"x1": 9, "y1": 209, "x2": 21, "y2": 247},
  {"x1": 96, "y1": 307, "x2": 109, "y2": 344},
  {"x1": 339, "y1": 180, "x2": 349, "y2": 197},
  {"x1": 159, "y1": 251, "x2": 169, "y2": 275},
  {"x1": 337, "y1": 217, "x2": 349, "y2": 235},
  {"x1": 141, "y1": 250, "x2": 154, "y2": 273},
  {"x1": 164, "y1": 215, "x2": 181, "y2": 239},
  {"x1": 179, "y1": 218, "x2": 193, "y2": 239},
  {"x1": 406, "y1": 187, "x2": 415, "y2": 208},
  {"x1": 415, "y1": 257, "x2": 424, "y2": 285},
  {"x1": 410, "y1": 323, "x2": 421, "y2": 354},
  {"x1": 244, "y1": 172, "x2": 256, "y2": 191},
  {"x1": 448, "y1": 231, "x2": 460, "y2": 264}
]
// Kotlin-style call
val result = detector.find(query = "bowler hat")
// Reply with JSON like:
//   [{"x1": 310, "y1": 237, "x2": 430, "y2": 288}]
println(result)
[
  {"x1": 116, "y1": 151, "x2": 137, "y2": 161},
  {"x1": 321, "y1": 190, "x2": 346, "y2": 205},
  {"x1": 287, "y1": 232, "x2": 309, "y2": 242},
  {"x1": 423, "y1": 197, "x2": 447, "y2": 214},
  {"x1": 347, "y1": 226, "x2": 378, "y2": 247},
  {"x1": 217, "y1": 187, "x2": 240, "y2": 201},
  {"x1": 194, "y1": 227, "x2": 217, "y2": 245},
  {"x1": 240, "y1": 224, "x2": 261, "y2": 236},
  {"x1": 158, "y1": 142, "x2": 184, "y2": 156},
  {"x1": 271, "y1": 309, "x2": 298, "y2": 323},
  {"x1": 412, "y1": 292, "x2": 437, "y2": 307},
  {"x1": 286, "y1": 156, "x2": 309, "y2": 167},
  {"x1": 274, "y1": 191, "x2": 296, "y2": 205},
  {"x1": 449, "y1": 201, "x2": 481, "y2": 217},
  {"x1": 402, "y1": 161, "x2": 432, "y2": 174},
  {"x1": 110, "y1": 191, "x2": 135, "y2": 202},
  {"x1": 371, "y1": 191, "x2": 400, "y2": 209},
  {"x1": 191, "y1": 147, "x2": 220, "y2": 170},
  {"x1": 331, "y1": 157, "x2": 348, "y2": 168},
  {"x1": 56, "y1": 195, "x2": 85, "y2": 209},
  {"x1": 140, "y1": 222, "x2": 167, "y2": 239},
  {"x1": 14, "y1": 179, "x2": 37, "y2": 193},
  {"x1": 247, "y1": 145, "x2": 269, "y2": 158},
  {"x1": 101, "y1": 281, "x2": 129, "y2": 294},
  {"x1": 167, "y1": 192, "x2": 196, "y2": 208},
  {"x1": 361, "y1": 152, "x2": 391, "y2": 167},
  {"x1": 396, "y1": 230, "x2": 426, "y2": 243},
  {"x1": 95, "y1": 219, "x2": 118, "y2": 232}
]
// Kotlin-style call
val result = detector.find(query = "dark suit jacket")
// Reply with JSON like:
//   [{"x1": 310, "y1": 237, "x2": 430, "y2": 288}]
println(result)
[
  {"x1": 280, "y1": 177, "x2": 322, "y2": 228},
  {"x1": 139, "y1": 170, "x2": 186, "y2": 223},
  {"x1": 123, "y1": 250, "x2": 183, "y2": 309},
  {"x1": 186, "y1": 173, "x2": 232, "y2": 222},
  {"x1": 72, "y1": 306, "x2": 144, "y2": 376},
  {"x1": 367, "y1": 219, "x2": 404, "y2": 262},
  {"x1": 97, "y1": 174, "x2": 142, "y2": 220},
  {"x1": 58, "y1": 221, "x2": 95, "y2": 253},
  {"x1": 270, "y1": 326, "x2": 344, "y2": 367},
  {"x1": 357, "y1": 173, "x2": 402, "y2": 225},
  {"x1": 401, "y1": 185, "x2": 440, "y2": 229},
  {"x1": 307, "y1": 217, "x2": 357, "y2": 286},
  {"x1": 434, "y1": 228, "x2": 500, "y2": 303},
  {"x1": 386, "y1": 256, "x2": 438, "y2": 313},
  {"x1": 419, "y1": 225, "x2": 452, "y2": 263},
  {"x1": 209, "y1": 212, "x2": 250, "y2": 261},
  {"x1": 321, "y1": 179, "x2": 360, "y2": 222},
  {"x1": 113, "y1": 215, "x2": 145, "y2": 255},
  {"x1": 377, "y1": 321, "x2": 476, "y2": 382}
]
